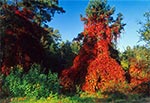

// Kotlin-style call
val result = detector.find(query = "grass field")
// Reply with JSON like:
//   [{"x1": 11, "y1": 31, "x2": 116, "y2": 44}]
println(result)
[{"x1": 1, "y1": 92, "x2": 150, "y2": 103}]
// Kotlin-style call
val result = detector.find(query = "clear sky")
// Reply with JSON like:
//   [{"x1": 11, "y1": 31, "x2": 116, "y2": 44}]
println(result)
[{"x1": 49, "y1": 0, "x2": 150, "y2": 51}]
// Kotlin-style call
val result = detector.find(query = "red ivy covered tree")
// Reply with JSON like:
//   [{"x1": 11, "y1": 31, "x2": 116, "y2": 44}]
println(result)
[
  {"x1": 61, "y1": 0, "x2": 126, "y2": 92},
  {"x1": 0, "y1": 0, "x2": 65, "y2": 75}
]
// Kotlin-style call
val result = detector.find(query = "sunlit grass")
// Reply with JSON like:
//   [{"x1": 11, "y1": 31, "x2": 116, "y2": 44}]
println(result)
[{"x1": 5, "y1": 92, "x2": 149, "y2": 103}]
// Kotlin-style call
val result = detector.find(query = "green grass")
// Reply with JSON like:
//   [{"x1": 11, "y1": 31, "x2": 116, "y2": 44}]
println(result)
[
  {"x1": 1, "y1": 92, "x2": 149, "y2": 103},
  {"x1": 9, "y1": 96, "x2": 95, "y2": 103}
]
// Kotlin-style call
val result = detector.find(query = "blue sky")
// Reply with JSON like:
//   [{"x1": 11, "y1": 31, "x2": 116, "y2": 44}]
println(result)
[{"x1": 49, "y1": 0, "x2": 150, "y2": 51}]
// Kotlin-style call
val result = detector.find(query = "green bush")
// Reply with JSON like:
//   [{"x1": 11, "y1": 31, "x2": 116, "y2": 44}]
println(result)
[
  {"x1": 0, "y1": 73, "x2": 4, "y2": 97},
  {"x1": 3, "y1": 64, "x2": 60, "y2": 98}
]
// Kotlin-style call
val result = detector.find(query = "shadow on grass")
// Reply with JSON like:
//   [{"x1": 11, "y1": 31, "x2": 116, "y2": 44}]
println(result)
[{"x1": 0, "y1": 98, "x2": 11, "y2": 103}]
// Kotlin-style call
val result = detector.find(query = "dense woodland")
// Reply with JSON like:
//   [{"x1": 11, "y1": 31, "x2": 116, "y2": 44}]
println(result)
[{"x1": 0, "y1": 0, "x2": 150, "y2": 102}]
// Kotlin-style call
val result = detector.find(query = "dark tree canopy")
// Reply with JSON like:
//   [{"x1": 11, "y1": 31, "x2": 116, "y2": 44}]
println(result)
[
  {"x1": 0, "y1": 0, "x2": 65, "y2": 24},
  {"x1": 0, "y1": 0, "x2": 65, "y2": 74}
]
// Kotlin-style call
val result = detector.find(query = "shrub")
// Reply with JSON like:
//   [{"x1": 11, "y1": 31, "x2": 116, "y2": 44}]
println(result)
[
  {"x1": 0, "y1": 73, "x2": 4, "y2": 97},
  {"x1": 3, "y1": 64, "x2": 60, "y2": 98}
]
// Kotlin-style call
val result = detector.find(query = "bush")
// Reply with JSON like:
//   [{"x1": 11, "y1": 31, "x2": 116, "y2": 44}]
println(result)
[
  {"x1": 3, "y1": 64, "x2": 60, "y2": 98},
  {"x1": 0, "y1": 73, "x2": 4, "y2": 97}
]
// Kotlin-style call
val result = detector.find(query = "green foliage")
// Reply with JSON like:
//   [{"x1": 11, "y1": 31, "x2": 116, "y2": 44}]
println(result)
[
  {"x1": 121, "y1": 60, "x2": 129, "y2": 71},
  {"x1": 86, "y1": 0, "x2": 114, "y2": 19},
  {"x1": 0, "y1": 0, "x2": 65, "y2": 25},
  {"x1": 120, "y1": 46, "x2": 134, "y2": 71},
  {"x1": 58, "y1": 41, "x2": 81, "y2": 68},
  {"x1": 3, "y1": 64, "x2": 60, "y2": 98},
  {"x1": 4, "y1": 65, "x2": 24, "y2": 97},
  {"x1": 40, "y1": 28, "x2": 62, "y2": 51},
  {"x1": 71, "y1": 41, "x2": 81, "y2": 55},
  {"x1": 138, "y1": 11, "x2": 150, "y2": 46},
  {"x1": 0, "y1": 73, "x2": 4, "y2": 97},
  {"x1": 120, "y1": 46, "x2": 150, "y2": 71}
]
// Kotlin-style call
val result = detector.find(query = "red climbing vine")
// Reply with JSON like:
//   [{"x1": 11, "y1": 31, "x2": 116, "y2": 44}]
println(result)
[{"x1": 61, "y1": 0, "x2": 126, "y2": 92}]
